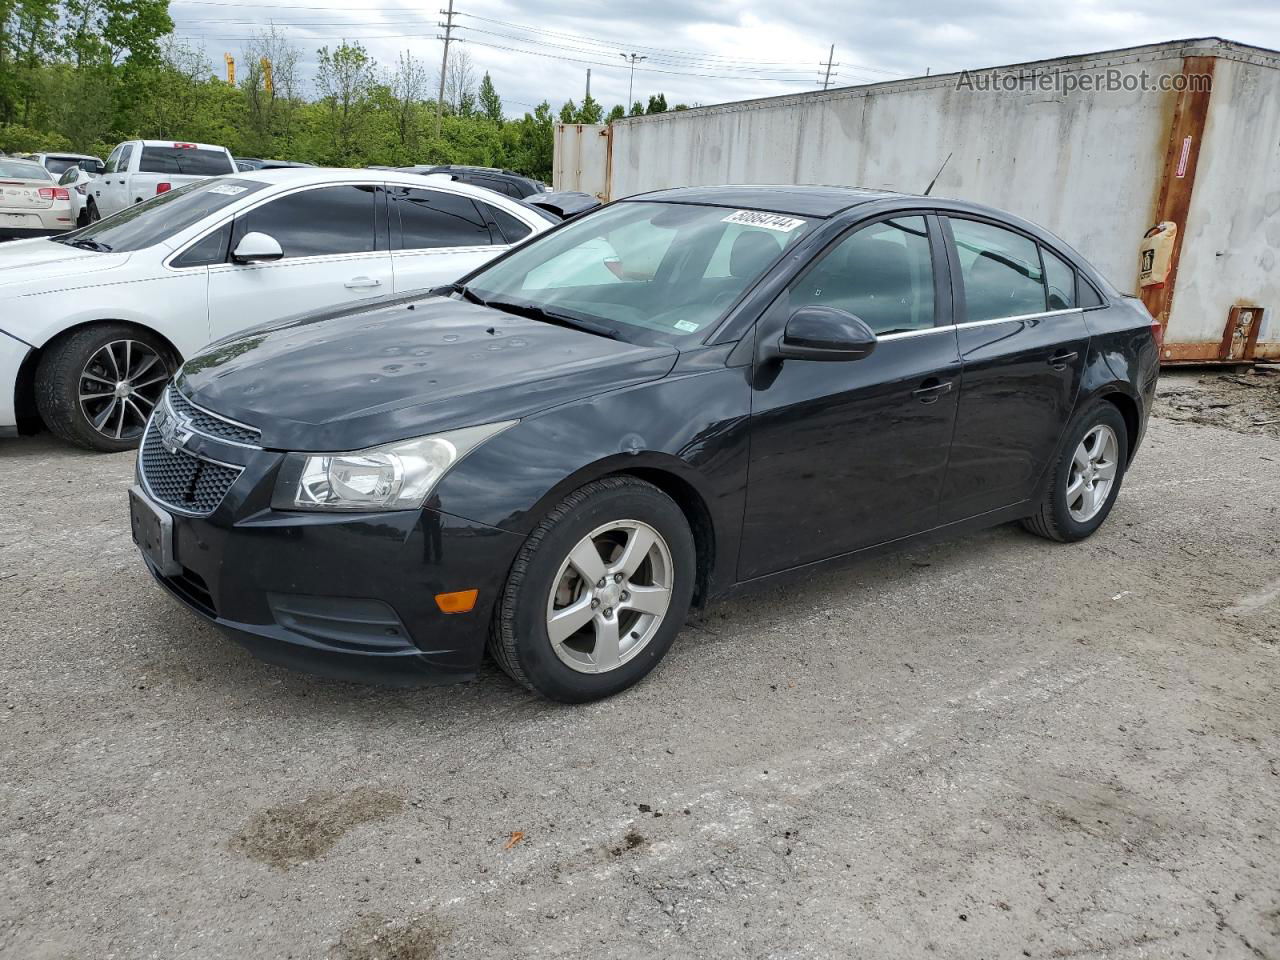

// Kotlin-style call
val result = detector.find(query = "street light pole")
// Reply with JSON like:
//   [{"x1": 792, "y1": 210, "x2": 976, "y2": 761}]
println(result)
[{"x1": 620, "y1": 52, "x2": 647, "y2": 109}]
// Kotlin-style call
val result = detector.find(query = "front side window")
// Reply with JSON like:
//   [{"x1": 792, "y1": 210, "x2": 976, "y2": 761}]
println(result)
[
  {"x1": 787, "y1": 216, "x2": 936, "y2": 335},
  {"x1": 234, "y1": 185, "x2": 377, "y2": 258},
  {"x1": 51, "y1": 178, "x2": 268, "y2": 252},
  {"x1": 139, "y1": 146, "x2": 234, "y2": 176},
  {"x1": 118, "y1": 144, "x2": 134, "y2": 172},
  {"x1": 950, "y1": 218, "x2": 1046, "y2": 322},
  {"x1": 467, "y1": 201, "x2": 814, "y2": 344},
  {"x1": 103, "y1": 146, "x2": 122, "y2": 174},
  {"x1": 392, "y1": 187, "x2": 493, "y2": 249},
  {"x1": 173, "y1": 221, "x2": 233, "y2": 268}
]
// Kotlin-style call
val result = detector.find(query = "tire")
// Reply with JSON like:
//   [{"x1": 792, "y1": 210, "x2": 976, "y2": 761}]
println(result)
[
  {"x1": 1021, "y1": 400, "x2": 1129, "y2": 543},
  {"x1": 35, "y1": 323, "x2": 175, "y2": 453},
  {"x1": 86, "y1": 198, "x2": 100, "y2": 223},
  {"x1": 489, "y1": 476, "x2": 697, "y2": 702}
]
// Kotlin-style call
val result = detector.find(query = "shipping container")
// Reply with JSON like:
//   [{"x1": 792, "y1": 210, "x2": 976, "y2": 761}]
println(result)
[{"x1": 554, "y1": 38, "x2": 1280, "y2": 363}]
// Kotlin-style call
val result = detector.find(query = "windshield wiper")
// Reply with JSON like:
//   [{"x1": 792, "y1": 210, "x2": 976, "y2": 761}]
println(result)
[
  {"x1": 454, "y1": 284, "x2": 488, "y2": 307},
  {"x1": 480, "y1": 296, "x2": 620, "y2": 340},
  {"x1": 61, "y1": 237, "x2": 112, "y2": 252}
]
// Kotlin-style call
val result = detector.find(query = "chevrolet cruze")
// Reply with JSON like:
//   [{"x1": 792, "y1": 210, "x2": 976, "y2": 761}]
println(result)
[{"x1": 129, "y1": 186, "x2": 1160, "y2": 702}]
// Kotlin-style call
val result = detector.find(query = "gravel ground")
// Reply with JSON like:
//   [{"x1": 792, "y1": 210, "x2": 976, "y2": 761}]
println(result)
[{"x1": 1, "y1": 372, "x2": 1278, "y2": 960}]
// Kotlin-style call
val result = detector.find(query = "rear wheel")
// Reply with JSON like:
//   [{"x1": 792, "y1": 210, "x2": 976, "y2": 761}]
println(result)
[
  {"x1": 1021, "y1": 400, "x2": 1128, "y2": 542},
  {"x1": 489, "y1": 476, "x2": 696, "y2": 702},
  {"x1": 86, "y1": 198, "x2": 100, "y2": 223},
  {"x1": 35, "y1": 324, "x2": 175, "y2": 452}
]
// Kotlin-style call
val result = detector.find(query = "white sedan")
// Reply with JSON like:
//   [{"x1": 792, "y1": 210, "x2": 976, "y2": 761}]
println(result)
[{"x1": 0, "y1": 168, "x2": 554, "y2": 450}]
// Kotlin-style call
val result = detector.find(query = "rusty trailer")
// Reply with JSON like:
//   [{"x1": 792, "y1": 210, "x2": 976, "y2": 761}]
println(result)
[{"x1": 554, "y1": 38, "x2": 1280, "y2": 364}]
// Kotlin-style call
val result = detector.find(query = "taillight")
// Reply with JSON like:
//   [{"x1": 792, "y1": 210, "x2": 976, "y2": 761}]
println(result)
[
  {"x1": 38, "y1": 187, "x2": 70, "y2": 201},
  {"x1": 156, "y1": 182, "x2": 171, "y2": 195}
]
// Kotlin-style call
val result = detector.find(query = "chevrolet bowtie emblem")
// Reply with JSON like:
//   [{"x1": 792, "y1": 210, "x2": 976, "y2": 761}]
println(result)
[{"x1": 157, "y1": 407, "x2": 193, "y2": 454}]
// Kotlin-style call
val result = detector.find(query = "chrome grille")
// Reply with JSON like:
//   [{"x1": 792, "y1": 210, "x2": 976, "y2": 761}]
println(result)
[
  {"x1": 166, "y1": 388, "x2": 261, "y2": 446},
  {"x1": 139, "y1": 426, "x2": 241, "y2": 516}
]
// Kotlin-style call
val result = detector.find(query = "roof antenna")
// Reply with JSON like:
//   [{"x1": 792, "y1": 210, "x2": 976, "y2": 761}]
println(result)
[{"x1": 923, "y1": 151, "x2": 953, "y2": 197}]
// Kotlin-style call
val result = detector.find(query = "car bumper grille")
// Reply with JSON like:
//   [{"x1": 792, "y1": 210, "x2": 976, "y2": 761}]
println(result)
[
  {"x1": 166, "y1": 387, "x2": 261, "y2": 446},
  {"x1": 139, "y1": 427, "x2": 242, "y2": 516}
]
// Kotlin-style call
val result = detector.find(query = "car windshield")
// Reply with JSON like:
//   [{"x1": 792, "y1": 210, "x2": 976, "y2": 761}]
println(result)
[
  {"x1": 51, "y1": 178, "x2": 267, "y2": 252},
  {"x1": 42, "y1": 157, "x2": 82, "y2": 176},
  {"x1": 464, "y1": 201, "x2": 813, "y2": 345},
  {"x1": 0, "y1": 159, "x2": 52, "y2": 181}
]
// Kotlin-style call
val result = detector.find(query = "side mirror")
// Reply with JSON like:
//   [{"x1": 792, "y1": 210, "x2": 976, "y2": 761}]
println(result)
[
  {"x1": 232, "y1": 232, "x2": 284, "y2": 264},
  {"x1": 775, "y1": 305, "x2": 877, "y2": 362}
]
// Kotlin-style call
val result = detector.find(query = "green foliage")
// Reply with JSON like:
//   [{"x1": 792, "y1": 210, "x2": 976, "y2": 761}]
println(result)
[
  {"x1": 646, "y1": 93, "x2": 667, "y2": 114},
  {"x1": 1, "y1": 4, "x2": 677, "y2": 183}
]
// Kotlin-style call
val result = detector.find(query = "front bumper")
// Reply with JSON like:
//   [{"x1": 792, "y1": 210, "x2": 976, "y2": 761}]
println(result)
[
  {"x1": 0, "y1": 329, "x2": 32, "y2": 436},
  {"x1": 134, "y1": 472, "x2": 528, "y2": 687}
]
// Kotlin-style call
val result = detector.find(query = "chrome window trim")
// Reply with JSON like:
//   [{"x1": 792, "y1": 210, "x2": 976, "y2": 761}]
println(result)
[
  {"x1": 165, "y1": 387, "x2": 263, "y2": 450},
  {"x1": 876, "y1": 307, "x2": 1084, "y2": 342}
]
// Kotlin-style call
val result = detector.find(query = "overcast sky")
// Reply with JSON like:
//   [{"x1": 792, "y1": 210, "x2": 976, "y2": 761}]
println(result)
[{"x1": 169, "y1": 0, "x2": 1280, "y2": 116}]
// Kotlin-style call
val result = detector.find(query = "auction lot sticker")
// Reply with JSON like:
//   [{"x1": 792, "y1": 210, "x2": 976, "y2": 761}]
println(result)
[{"x1": 722, "y1": 210, "x2": 806, "y2": 232}]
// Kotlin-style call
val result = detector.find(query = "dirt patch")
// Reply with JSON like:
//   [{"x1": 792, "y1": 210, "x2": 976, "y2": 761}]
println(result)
[
  {"x1": 230, "y1": 787, "x2": 405, "y2": 869},
  {"x1": 1155, "y1": 366, "x2": 1280, "y2": 438},
  {"x1": 328, "y1": 913, "x2": 450, "y2": 960}
]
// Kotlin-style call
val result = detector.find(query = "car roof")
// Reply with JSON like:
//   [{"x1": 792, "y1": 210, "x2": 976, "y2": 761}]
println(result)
[
  {"x1": 42, "y1": 152, "x2": 100, "y2": 160},
  {"x1": 632, "y1": 184, "x2": 901, "y2": 217},
  {"x1": 232, "y1": 167, "x2": 544, "y2": 211},
  {"x1": 135, "y1": 140, "x2": 229, "y2": 151}
]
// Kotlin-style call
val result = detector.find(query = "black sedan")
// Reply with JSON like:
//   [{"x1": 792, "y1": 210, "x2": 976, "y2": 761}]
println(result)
[{"x1": 129, "y1": 186, "x2": 1160, "y2": 702}]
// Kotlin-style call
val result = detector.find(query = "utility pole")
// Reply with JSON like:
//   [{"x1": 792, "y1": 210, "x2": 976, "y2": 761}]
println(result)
[
  {"x1": 434, "y1": 0, "x2": 456, "y2": 140},
  {"x1": 585, "y1": 68, "x2": 591, "y2": 102},
  {"x1": 620, "y1": 53, "x2": 646, "y2": 109},
  {"x1": 820, "y1": 44, "x2": 837, "y2": 90}
]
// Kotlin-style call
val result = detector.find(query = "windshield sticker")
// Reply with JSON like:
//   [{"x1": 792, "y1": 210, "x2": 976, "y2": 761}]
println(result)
[
  {"x1": 722, "y1": 210, "x2": 806, "y2": 233},
  {"x1": 673, "y1": 320, "x2": 700, "y2": 333},
  {"x1": 208, "y1": 184, "x2": 248, "y2": 196}
]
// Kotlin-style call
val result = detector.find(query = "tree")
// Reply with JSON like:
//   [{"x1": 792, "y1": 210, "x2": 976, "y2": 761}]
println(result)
[
  {"x1": 442, "y1": 46, "x2": 475, "y2": 114},
  {"x1": 478, "y1": 71, "x2": 502, "y2": 123},
  {"x1": 242, "y1": 25, "x2": 301, "y2": 156},
  {"x1": 606, "y1": 104, "x2": 625, "y2": 123},
  {"x1": 315, "y1": 40, "x2": 376, "y2": 163},
  {"x1": 646, "y1": 93, "x2": 667, "y2": 114},
  {"x1": 629, "y1": 100, "x2": 644, "y2": 116},
  {"x1": 558, "y1": 98, "x2": 576, "y2": 123},
  {"x1": 577, "y1": 93, "x2": 602, "y2": 124},
  {"x1": 389, "y1": 49, "x2": 428, "y2": 154}
]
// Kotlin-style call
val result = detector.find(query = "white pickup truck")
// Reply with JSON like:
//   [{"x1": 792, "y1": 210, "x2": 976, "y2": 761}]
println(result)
[{"x1": 88, "y1": 140, "x2": 236, "y2": 220}]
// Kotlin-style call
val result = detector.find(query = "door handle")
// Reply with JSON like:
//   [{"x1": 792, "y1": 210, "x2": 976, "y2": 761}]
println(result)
[
  {"x1": 344, "y1": 276, "x2": 382, "y2": 289},
  {"x1": 912, "y1": 379, "x2": 954, "y2": 404},
  {"x1": 1048, "y1": 350, "x2": 1079, "y2": 370}
]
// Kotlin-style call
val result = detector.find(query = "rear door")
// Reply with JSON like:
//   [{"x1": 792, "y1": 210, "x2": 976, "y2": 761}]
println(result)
[
  {"x1": 937, "y1": 216, "x2": 1091, "y2": 523},
  {"x1": 738, "y1": 213, "x2": 962, "y2": 579},
  {"x1": 206, "y1": 184, "x2": 393, "y2": 343},
  {"x1": 387, "y1": 185, "x2": 510, "y2": 293}
]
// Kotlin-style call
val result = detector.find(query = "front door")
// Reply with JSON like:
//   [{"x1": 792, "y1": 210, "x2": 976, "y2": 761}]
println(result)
[
  {"x1": 738, "y1": 214, "x2": 962, "y2": 581},
  {"x1": 937, "y1": 217, "x2": 1091, "y2": 522},
  {"x1": 207, "y1": 184, "x2": 393, "y2": 343}
]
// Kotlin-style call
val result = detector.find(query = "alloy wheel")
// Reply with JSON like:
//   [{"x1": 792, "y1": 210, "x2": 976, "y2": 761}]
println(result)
[
  {"x1": 78, "y1": 340, "x2": 169, "y2": 442},
  {"x1": 545, "y1": 519, "x2": 674, "y2": 674},
  {"x1": 1066, "y1": 424, "x2": 1119, "y2": 523}
]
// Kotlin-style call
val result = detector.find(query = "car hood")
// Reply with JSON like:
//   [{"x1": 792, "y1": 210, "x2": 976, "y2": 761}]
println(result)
[
  {"x1": 177, "y1": 293, "x2": 679, "y2": 451},
  {"x1": 0, "y1": 238, "x2": 131, "y2": 291}
]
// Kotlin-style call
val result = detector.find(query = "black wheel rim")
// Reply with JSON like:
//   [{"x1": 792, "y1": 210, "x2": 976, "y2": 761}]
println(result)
[{"x1": 78, "y1": 340, "x2": 170, "y2": 441}]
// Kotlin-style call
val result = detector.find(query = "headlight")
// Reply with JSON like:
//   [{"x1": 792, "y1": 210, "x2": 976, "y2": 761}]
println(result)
[{"x1": 272, "y1": 421, "x2": 516, "y2": 512}]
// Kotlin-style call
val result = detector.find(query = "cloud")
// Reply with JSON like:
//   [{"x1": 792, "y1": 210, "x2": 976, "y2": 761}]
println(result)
[{"x1": 170, "y1": 0, "x2": 1280, "y2": 117}]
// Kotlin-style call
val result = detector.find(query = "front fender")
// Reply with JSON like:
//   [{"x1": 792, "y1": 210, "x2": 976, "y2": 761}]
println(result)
[{"x1": 432, "y1": 353, "x2": 753, "y2": 598}]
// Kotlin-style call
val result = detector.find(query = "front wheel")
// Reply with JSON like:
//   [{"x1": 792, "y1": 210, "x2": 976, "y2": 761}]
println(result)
[
  {"x1": 489, "y1": 476, "x2": 696, "y2": 702},
  {"x1": 1021, "y1": 400, "x2": 1129, "y2": 542},
  {"x1": 34, "y1": 324, "x2": 175, "y2": 452}
]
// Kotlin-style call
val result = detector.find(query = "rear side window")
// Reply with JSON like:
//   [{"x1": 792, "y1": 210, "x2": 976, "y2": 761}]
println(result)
[
  {"x1": 140, "y1": 147, "x2": 234, "y2": 176},
  {"x1": 950, "y1": 218, "x2": 1047, "y2": 322},
  {"x1": 1079, "y1": 277, "x2": 1104, "y2": 308},
  {"x1": 485, "y1": 205, "x2": 532, "y2": 243},
  {"x1": 1042, "y1": 248, "x2": 1077, "y2": 310},
  {"x1": 234, "y1": 185, "x2": 377, "y2": 258},
  {"x1": 789, "y1": 216, "x2": 935, "y2": 335},
  {"x1": 392, "y1": 187, "x2": 494, "y2": 249}
]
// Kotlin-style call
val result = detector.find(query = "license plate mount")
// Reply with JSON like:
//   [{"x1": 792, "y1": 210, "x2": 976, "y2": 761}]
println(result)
[{"x1": 129, "y1": 485, "x2": 180, "y2": 577}]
